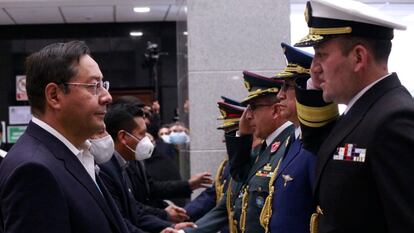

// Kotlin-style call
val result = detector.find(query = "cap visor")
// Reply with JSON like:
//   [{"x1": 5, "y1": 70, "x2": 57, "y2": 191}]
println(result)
[{"x1": 294, "y1": 34, "x2": 326, "y2": 47}]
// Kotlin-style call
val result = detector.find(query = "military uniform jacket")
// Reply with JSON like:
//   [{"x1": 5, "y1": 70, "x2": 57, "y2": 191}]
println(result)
[
  {"x1": 313, "y1": 74, "x2": 414, "y2": 232},
  {"x1": 226, "y1": 124, "x2": 294, "y2": 233},
  {"x1": 269, "y1": 137, "x2": 316, "y2": 233}
]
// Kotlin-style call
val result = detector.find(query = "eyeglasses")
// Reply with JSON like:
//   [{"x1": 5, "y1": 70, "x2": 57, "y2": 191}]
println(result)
[
  {"x1": 64, "y1": 80, "x2": 110, "y2": 96},
  {"x1": 249, "y1": 103, "x2": 275, "y2": 111}
]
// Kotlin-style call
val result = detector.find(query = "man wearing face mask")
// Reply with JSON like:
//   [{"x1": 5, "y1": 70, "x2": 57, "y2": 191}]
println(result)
[
  {"x1": 89, "y1": 128, "x2": 115, "y2": 165},
  {"x1": 169, "y1": 122, "x2": 190, "y2": 146},
  {"x1": 99, "y1": 106, "x2": 197, "y2": 233}
]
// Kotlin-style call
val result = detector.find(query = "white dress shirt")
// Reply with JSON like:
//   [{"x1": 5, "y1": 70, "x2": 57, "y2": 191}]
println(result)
[{"x1": 32, "y1": 117, "x2": 96, "y2": 182}]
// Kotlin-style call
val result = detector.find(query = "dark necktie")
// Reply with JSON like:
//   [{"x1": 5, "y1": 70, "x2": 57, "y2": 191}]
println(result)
[{"x1": 259, "y1": 141, "x2": 267, "y2": 155}]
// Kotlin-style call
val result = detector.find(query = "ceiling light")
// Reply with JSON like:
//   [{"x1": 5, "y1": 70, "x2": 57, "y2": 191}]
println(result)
[
  {"x1": 130, "y1": 31, "x2": 143, "y2": 37},
  {"x1": 133, "y1": 7, "x2": 150, "y2": 13},
  {"x1": 183, "y1": 31, "x2": 188, "y2": 36}
]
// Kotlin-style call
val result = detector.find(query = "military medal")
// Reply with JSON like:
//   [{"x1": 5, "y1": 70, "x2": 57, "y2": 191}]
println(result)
[
  {"x1": 333, "y1": 143, "x2": 367, "y2": 162},
  {"x1": 263, "y1": 163, "x2": 272, "y2": 171}
]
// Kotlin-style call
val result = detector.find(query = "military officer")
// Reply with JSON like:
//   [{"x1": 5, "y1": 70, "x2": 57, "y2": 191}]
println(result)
[
  {"x1": 261, "y1": 43, "x2": 338, "y2": 233},
  {"x1": 225, "y1": 71, "x2": 294, "y2": 233},
  {"x1": 184, "y1": 97, "x2": 246, "y2": 233},
  {"x1": 295, "y1": 0, "x2": 414, "y2": 232}
]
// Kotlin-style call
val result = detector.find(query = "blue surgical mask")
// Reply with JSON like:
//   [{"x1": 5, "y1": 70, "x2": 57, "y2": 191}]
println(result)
[{"x1": 169, "y1": 132, "x2": 189, "y2": 145}]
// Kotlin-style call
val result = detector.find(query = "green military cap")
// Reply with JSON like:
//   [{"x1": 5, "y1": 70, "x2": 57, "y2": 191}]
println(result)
[{"x1": 241, "y1": 71, "x2": 283, "y2": 105}]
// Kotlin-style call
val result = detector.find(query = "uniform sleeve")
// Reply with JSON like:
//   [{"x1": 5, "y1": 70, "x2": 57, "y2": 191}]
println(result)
[
  {"x1": 1, "y1": 163, "x2": 71, "y2": 233},
  {"x1": 371, "y1": 109, "x2": 414, "y2": 232},
  {"x1": 225, "y1": 133, "x2": 254, "y2": 182},
  {"x1": 184, "y1": 197, "x2": 228, "y2": 233},
  {"x1": 184, "y1": 185, "x2": 217, "y2": 221},
  {"x1": 295, "y1": 87, "x2": 338, "y2": 154}
]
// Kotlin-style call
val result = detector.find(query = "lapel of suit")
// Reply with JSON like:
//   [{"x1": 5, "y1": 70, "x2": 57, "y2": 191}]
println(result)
[
  {"x1": 137, "y1": 161, "x2": 150, "y2": 195},
  {"x1": 314, "y1": 74, "x2": 402, "y2": 190},
  {"x1": 245, "y1": 124, "x2": 295, "y2": 182},
  {"x1": 26, "y1": 122, "x2": 121, "y2": 232},
  {"x1": 275, "y1": 136, "x2": 301, "y2": 181}
]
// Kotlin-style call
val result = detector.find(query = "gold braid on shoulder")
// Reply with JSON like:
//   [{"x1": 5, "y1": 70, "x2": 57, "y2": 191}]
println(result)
[
  {"x1": 226, "y1": 179, "x2": 238, "y2": 233},
  {"x1": 239, "y1": 185, "x2": 249, "y2": 233},
  {"x1": 215, "y1": 159, "x2": 228, "y2": 203},
  {"x1": 259, "y1": 158, "x2": 282, "y2": 233}
]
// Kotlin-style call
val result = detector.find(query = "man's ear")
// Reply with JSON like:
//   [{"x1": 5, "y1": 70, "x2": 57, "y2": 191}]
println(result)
[
  {"x1": 44, "y1": 83, "x2": 63, "y2": 110},
  {"x1": 117, "y1": 130, "x2": 127, "y2": 145},
  {"x1": 272, "y1": 103, "x2": 281, "y2": 120},
  {"x1": 352, "y1": 44, "x2": 368, "y2": 72}
]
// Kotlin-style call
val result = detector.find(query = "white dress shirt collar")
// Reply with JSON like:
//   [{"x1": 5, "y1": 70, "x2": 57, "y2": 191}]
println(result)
[
  {"x1": 32, "y1": 116, "x2": 96, "y2": 182},
  {"x1": 344, "y1": 73, "x2": 390, "y2": 115},
  {"x1": 265, "y1": 121, "x2": 292, "y2": 147}
]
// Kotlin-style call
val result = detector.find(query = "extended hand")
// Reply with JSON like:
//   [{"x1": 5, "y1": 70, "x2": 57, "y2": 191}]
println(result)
[
  {"x1": 165, "y1": 204, "x2": 189, "y2": 223},
  {"x1": 188, "y1": 172, "x2": 213, "y2": 190},
  {"x1": 174, "y1": 222, "x2": 197, "y2": 230}
]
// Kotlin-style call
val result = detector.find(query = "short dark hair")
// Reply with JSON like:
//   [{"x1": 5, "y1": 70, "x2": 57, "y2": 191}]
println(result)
[
  {"x1": 25, "y1": 41, "x2": 90, "y2": 115},
  {"x1": 104, "y1": 105, "x2": 144, "y2": 141},
  {"x1": 338, "y1": 35, "x2": 392, "y2": 63}
]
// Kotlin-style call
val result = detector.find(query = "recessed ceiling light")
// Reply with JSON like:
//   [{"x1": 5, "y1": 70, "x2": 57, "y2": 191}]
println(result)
[
  {"x1": 130, "y1": 31, "x2": 143, "y2": 37},
  {"x1": 133, "y1": 7, "x2": 150, "y2": 13},
  {"x1": 183, "y1": 31, "x2": 188, "y2": 36}
]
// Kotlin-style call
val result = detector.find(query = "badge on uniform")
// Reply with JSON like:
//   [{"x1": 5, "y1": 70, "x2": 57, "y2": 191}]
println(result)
[
  {"x1": 256, "y1": 196, "x2": 264, "y2": 208},
  {"x1": 282, "y1": 174, "x2": 293, "y2": 187},
  {"x1": 271, "y1": 141, "x2": 280, "y2": 154},
  {"x1": 333, "y1": 143, "x2": 366, "y2": 162}
]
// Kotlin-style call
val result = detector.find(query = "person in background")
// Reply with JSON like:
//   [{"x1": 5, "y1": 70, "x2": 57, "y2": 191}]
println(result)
[
  {"x1": 169, "y1": 122, "x2": 190, "y2": 146},
  {"x1": 295, "y1": 0, "x2": 414, "y2": 232},
  {"x1": 100, "y1": 105, "x2": 195, "y2": 232},
  {"x1": 0, "y1": 40, "x2": 129, "y2": 233}
]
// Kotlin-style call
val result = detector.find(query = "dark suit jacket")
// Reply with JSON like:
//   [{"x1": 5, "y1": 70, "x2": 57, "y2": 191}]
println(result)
[
  {"x1": 0, "y1": 121, "x2": 128, "y2": 233},
  {"x1": 99, "y1": 156, "x2": 172, "y2": 233},
  {"x1": 127, "y1": 158, "x2": 191, "y2": 210},
  {"x1": 269, "y1": 138, "x2": 316, "y2": 233},
  {"x1": 144, "y1": 141, "x2": 187, "y2": 207},
  {"x1": 313, "y1": 74, "x2": 414, "y2": 232}
]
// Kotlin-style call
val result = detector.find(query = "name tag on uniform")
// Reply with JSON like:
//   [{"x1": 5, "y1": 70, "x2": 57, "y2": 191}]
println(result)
[{"x1": 333, "y1": 143, "x2": 366, "y2": 162}]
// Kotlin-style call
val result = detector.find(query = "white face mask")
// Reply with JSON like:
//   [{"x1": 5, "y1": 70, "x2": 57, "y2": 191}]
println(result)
[
  {"x1": 89, "y1": 135, "x2": 114, "y2": 164},
  {"x1": 160, "y1": 134, "x2": 170, "y2": 143},
  {"x1": 125, "y1": 133, "x2": 154, "y2": 161}
]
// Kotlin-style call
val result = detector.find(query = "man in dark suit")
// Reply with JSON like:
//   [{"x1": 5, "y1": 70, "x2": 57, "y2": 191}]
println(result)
[
  {"x1": 0, "y1": 41, "x2": 129, "y2": 233},
  {"x1": 295, "y1": 0, "x2": 414, "y2": 232},
  {"x1": 100, "y1": 105, "x2": 196, "y2": 232}
]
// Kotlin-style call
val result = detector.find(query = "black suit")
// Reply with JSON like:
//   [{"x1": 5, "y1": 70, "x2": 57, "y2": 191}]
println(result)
[
  {"x1": 127, "y1": 157, "x2": 192, "y2": 209},
  {"x1": 313, "y1": 74, "x2": 414, "y2": 232},
  {"x1": 0, "y1": 121, "x2": 128, "y2": 233},
  {"x1": 99, "y1": 156, "x2": 173, "y2": 233}
]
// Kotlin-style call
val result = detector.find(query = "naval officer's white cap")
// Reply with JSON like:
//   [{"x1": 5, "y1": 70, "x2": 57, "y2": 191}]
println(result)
[{"x1": 295, "y1": 0, "x2": 407, "y2": 47}]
